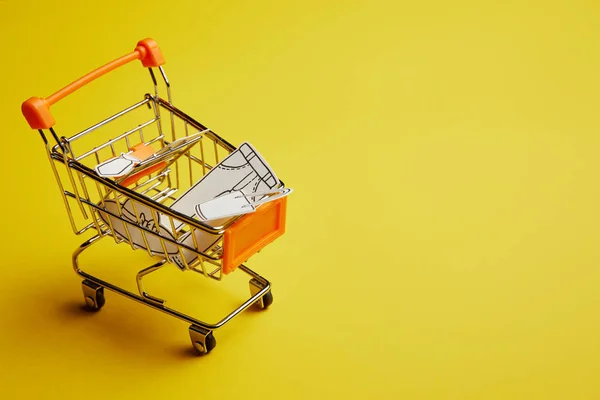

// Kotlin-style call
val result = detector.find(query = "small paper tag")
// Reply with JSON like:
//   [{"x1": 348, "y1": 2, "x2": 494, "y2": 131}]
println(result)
[
  {"x1": 95, "y1": 154, "x2": 141, "y2": 178},
  {"x1": 194, "y1": 191, "x2": 256, "y2": 222}
]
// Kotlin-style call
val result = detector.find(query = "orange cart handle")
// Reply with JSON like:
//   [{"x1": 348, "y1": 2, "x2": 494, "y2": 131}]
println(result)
[{"x1": 22, "y1": 38, "x2": 165, "y2": 130}]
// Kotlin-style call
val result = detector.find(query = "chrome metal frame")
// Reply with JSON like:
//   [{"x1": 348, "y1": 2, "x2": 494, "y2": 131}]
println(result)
[
  {"x1": 37, "y1": 66, "x2": 278, "y2": 354},
  {"x1": 73, "y1": 234, "x2": 272, "y2": 331}
]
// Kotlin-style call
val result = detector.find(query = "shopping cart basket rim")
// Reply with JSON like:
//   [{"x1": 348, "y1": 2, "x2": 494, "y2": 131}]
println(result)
[{"x1": 48, "y1": 95, "x2": 286, "y2": 236}]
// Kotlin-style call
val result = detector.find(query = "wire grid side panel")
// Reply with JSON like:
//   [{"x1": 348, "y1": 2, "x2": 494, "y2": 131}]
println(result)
[
  {"x1": 45, "y1": 149, "x2": 98, "y2": 235},
  {"x1": 76, "y1": 168, "x2": 224, "y2": 274},
  {"x1": 153, "y1": 104, "x2": 235, "y2": 209},
  {"x1": 67, "y1": 98, "x2": 165, "y2": 171},
  {"x1": 50, "y1": 98, "x2": 236, "y2": 273}
]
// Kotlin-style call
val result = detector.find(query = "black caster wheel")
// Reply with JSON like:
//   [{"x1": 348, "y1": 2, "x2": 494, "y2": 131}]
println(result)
[
  {"x1": 261, "y1": 290, "x2": 274, "y2": 309},
  {"x1": 94, "y1": 290, "x2": 106, "y2": 309},
  {"x1": 189, "y1": 325, "x2": 217, "y2": 355},
  {"x1": 82, "y1": 280, "x2": 105, "y2": 311},
  {"x1": 203, "y1": 332, "x2": 217, "y2": 354},
  {"x1": 249, "y1": 278, "x2": 274, "y2": 309}
]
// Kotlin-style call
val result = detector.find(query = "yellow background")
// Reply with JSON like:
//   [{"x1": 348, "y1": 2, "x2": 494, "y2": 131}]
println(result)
[{"x1": 2, "y1": 0, "x2": 600, "y2": 398}]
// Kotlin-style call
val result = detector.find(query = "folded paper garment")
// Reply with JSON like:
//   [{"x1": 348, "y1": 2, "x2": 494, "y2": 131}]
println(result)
[
  {"x1": 94, "y1": 133, "x2": 204, "y2": 186},
  {"x1": 94, "y1": 152, "x2": 142, "y2": 177},
  {"x1": 97, "y1": 142, "x2": 292, "y2": 270},
  {"x1": 195, "y1": 188, "x2": 292, "y2": 222}
]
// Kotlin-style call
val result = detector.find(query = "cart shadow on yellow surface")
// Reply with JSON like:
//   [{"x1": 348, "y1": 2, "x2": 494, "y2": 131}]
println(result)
[{"x1": 7, "y1": 254, "x2": 264, "y2": 364}]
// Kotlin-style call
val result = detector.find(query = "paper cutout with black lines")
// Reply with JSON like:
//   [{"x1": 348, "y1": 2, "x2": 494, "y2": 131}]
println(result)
[
  {"x1": 194, "y1": 188, "x2": 293, "y2": 222},
  {"x1": 97, "y1": 142, "x2": 282, "y2": 270},
  {"x1": 95, "y1": 154, "x2": 141, "y2": 178}
]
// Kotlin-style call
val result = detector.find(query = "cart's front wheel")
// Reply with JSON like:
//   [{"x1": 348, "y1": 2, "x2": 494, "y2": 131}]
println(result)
[
  {"x1": 261, "y1": 290, "x2": 274, "y2": 309},
  {"x1": 189, "y1": 325, "x2": 216, "y2": 355},
  {"x1": 82, "y1": 280, "x2": 105, "y2": 311},
  {"x1": 249, "y1": 278, "x2": 274, "y2": 310}
]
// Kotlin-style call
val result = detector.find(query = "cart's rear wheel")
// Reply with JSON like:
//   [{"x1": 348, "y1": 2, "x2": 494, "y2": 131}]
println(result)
[
  {"x1": 261, "y1": 290, "x2": 274, "y2": 309},
  {"x1": 189, "y1": 325, "x2": 216, "y2": 355},
  {"x1": 94, "y1": 290, "x2": 106, "y2": 309},
  {"x1": 82, "y1": 280, "x2": 105, "y2": 311}
]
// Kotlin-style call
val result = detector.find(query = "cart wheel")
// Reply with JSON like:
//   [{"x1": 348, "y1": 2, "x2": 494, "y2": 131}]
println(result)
[
  {"x1": 249, "y1": 278, "x2": 274, "y2": 310},
  {"x1": 189, "y1": 325, "x2": 216, "y2": 355},
  {"x1": 82, "y1": 279, "x2": 105, "y2": 311},
  {"x1": 203, "y1": 332, "x2": 217, "y2": 354},
  {"x1": 261, "y1": 290, "x2": 274, "y2": 309},
  {"x1": 94, "y1": 290, "x2": 106, "y2": 309}
]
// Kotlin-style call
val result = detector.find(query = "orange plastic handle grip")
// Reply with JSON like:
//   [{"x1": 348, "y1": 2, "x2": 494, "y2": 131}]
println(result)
[{"x1": 22, "y1": 38, "x2": 165, "y2": 130}]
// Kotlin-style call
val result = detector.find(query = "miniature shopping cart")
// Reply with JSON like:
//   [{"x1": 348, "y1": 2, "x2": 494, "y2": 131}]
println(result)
[{"x1": 21, "y1": 39, "x2": 288, "y2": 355}]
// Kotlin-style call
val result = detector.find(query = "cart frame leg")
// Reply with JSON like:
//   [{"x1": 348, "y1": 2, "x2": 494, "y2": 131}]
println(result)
[
  {"x1": 72, "y1": 235, "x2": 272, "y2": 332},
  {"x1": 136, "y1": 261, "x2": 167, "y2": 305}
]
